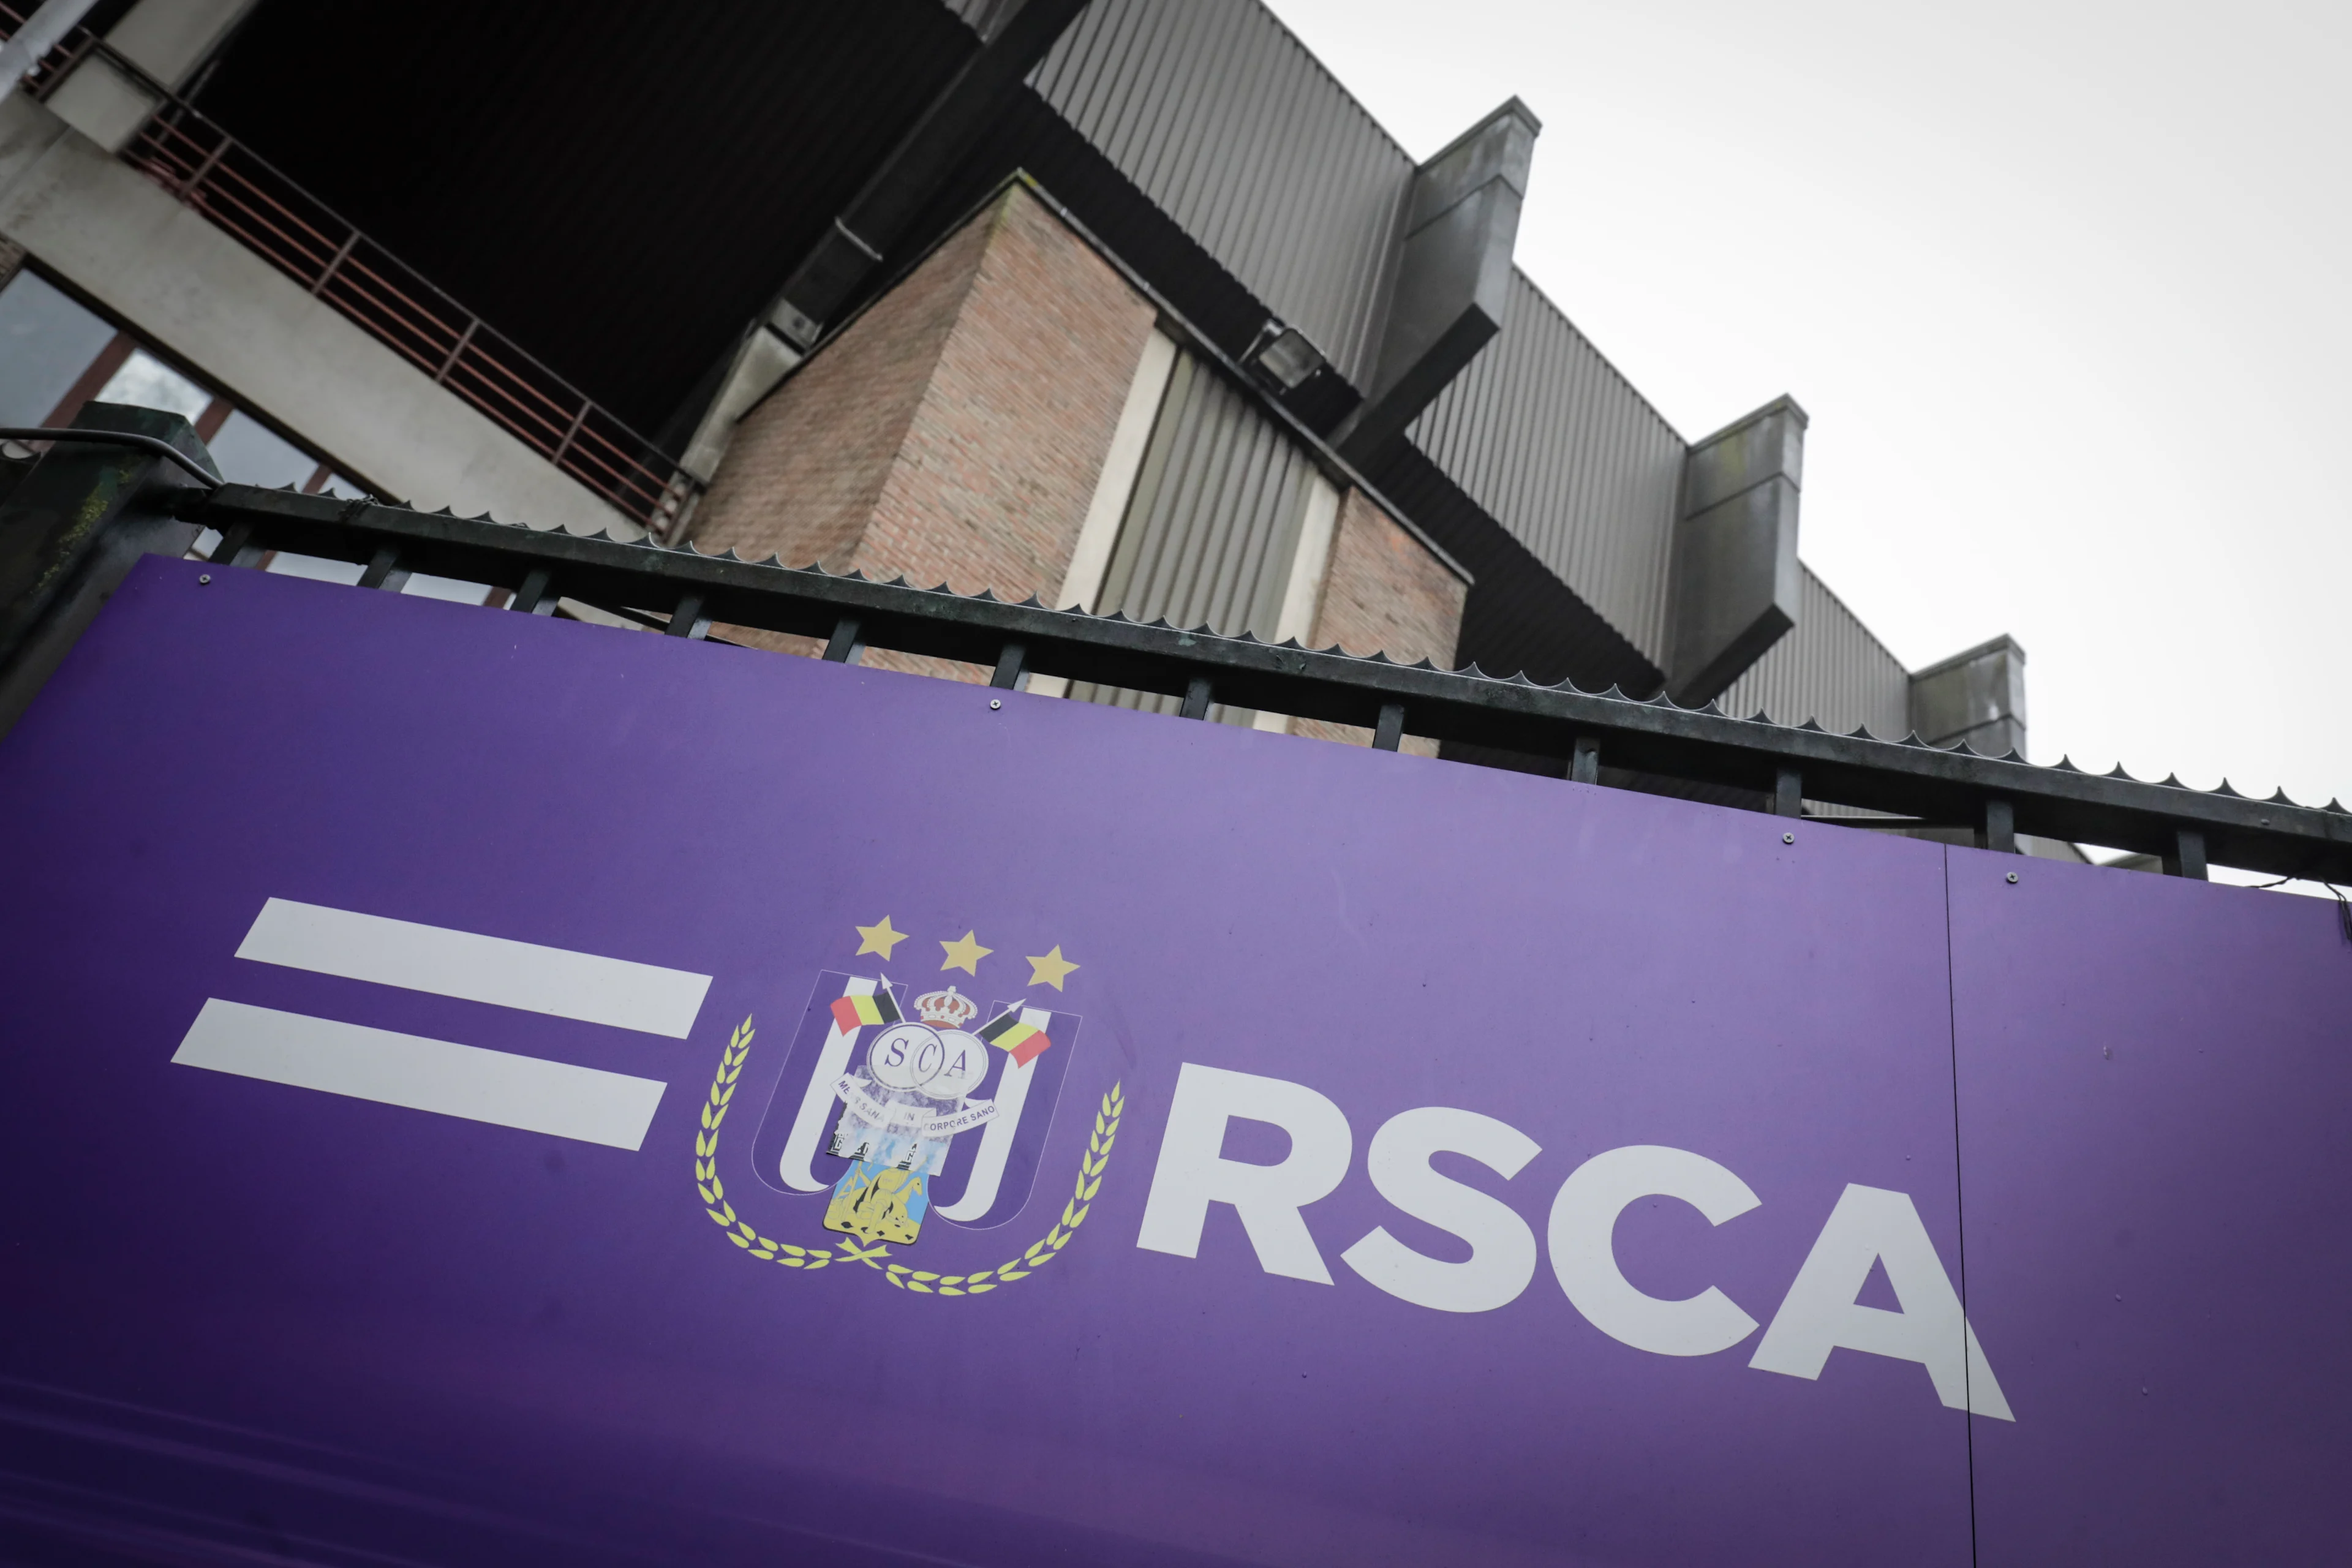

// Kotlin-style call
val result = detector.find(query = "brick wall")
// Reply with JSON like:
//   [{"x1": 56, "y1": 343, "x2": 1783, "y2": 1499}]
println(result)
[
  {"x1": 692, "y1": 184, "x2": 1156, "y2": 679},
  {"x1": 690, "y1": 214, "x2": 992, "y2": 578},
  {"x1": 684, "y1": 185, "x2": 1467, "y2": 721},
  {"x1": 859, "y1": 187, "x2": 1156, "y2": 598},
  {"x1": 1292, "y1": 488, "x2": 1468, "y2": 756}
]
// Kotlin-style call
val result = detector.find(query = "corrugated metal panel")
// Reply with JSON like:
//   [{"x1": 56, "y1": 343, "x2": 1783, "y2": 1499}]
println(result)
[
  {"x1": 1714, "y1": 567, "x2": 1911, "y2": 739},
  {"x1": 1072, "y1": 348, "x2": 1319, "y2": 715},
  {"x1": 954, "y1": 0, "x2": 1691, "y2": 676},
  {"x1": 1025, "y1": 0, "x2": 1414, "y2": 388},
  {"x1": 948, "y1": 0, "x2": 1916, "y2": 736},
  {"x1": 1406, "y1": 271, "x2": 1687, "y2": 663}
]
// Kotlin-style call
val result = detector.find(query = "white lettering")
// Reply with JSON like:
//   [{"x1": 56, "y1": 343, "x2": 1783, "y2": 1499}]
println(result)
[
  {"x1": 1135, "y1": 1064, "x2": 1352, "y2": 1284},
  {"x1": 1548, "y1": 1145, "x2": 1762, "y2": 1356},
  {"x1": 1748, "y1": 1183, "x2": 2013, "y2": 1420},
  {"x1": 1340, "y1": 1107, "x2": 1541, "y2": 1313}
]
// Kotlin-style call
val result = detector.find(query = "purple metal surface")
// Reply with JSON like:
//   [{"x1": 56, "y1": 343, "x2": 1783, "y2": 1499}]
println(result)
[
  {"x1": 0, "y1": 559, "x2": 2326, "y2": 1564},
  {"x1": 1948, "y1": 852, "x2": 2352, "y2": 1562}
]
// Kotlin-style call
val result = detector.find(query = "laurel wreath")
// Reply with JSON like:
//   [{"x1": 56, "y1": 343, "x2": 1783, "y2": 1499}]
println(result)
[{"x1": 693, "y1": 1015, "x2": 1123, "y2": 1294}]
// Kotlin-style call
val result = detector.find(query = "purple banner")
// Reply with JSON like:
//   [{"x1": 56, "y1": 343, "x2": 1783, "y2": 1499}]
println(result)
[
  {"x1": 0, "y1": 557, "x2": 2342, "y2": 1565},
  {"x1": 1948, "y1": 854, "x2": 2352, "y2": 1561}
]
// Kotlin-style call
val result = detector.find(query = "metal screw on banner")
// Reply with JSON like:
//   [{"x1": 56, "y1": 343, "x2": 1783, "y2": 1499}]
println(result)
[
  {"x1": 1782, "y1": 832, "x2": 1794, "y2": 844},
  {"x1": 989, "y1": 699, "x2": 1001, "y2": 710},
  {"x1": 198, "y1": 575, "x2": 211, "y2": 584},
  {"x1": 2007, "y1": 872, "x2": 2019, "y2": 883}
]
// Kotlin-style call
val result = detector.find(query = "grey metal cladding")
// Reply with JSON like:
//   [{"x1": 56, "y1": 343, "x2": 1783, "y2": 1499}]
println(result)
[
  {"x1": 1714, "y1": 566, "x2": 1910, "y2": 741},
  {"x1": 1024, "y1": 0, "x2": 1415, "y2": 388},
  {"x1": 1096, "y1": 350, "x2": 1316, "y2": 636},
  {"x1": 1073, "y1": 349, "x2": 1318, "y2": 716},
  {"x1": 1665, "y1": 478, "x2": 1800, "y2": 706},
  {"x1": 1664, "y1": 396, "x2": 1807, "y2": 705},
  {"x1": 1406, "y1": 271, "x2": 1686, "y2": 663},
  {"x1": 954, "y1": 0, "x2": 1905, "y2": 737}
]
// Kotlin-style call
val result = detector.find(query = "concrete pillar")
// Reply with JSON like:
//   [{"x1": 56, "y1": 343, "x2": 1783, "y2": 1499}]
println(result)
[
  {"x1": 0, "y1": 0, "x2": 101, "y2": 108},
  {"x1": 1336, "y1": 99, "x2": 1540, "y2": 465},
  {"x1": 0, "y1": 401, "x2": 211, "y2": 732},
  {"x1": 0, "y1": 88, "x2": 634, "y2": 536},
  {"x1": 45, "y1": 0, "x2": 256, "y2": 153},
  {"x1": 1665, "y1": 396, "x2": 1806, "y2": 705},
  {"x1": 1910, "y1": 635, "x2": 2027, "y2": 756}
]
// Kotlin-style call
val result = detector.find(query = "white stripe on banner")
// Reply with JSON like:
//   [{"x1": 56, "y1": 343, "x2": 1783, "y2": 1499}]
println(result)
[
  {"x1": 235, "y1": 899, "x2": 711, "y2": 1039},
  {"x1": 173, "y1": 999, "x2": 667, "y2": 1150}
]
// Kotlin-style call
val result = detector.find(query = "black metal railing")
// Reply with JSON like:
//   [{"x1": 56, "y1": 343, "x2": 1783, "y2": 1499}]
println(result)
[{"x1": 153, "y1": 483, "x2": 2352, "y2": 887}]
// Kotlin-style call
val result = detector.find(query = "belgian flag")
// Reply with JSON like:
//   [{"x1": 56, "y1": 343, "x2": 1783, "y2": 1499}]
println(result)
[
  {"x1": 831, "y1": 981, "x2": 902, "y2": 1033},
  {"x1": 977, "y1": 1006, "x2": 1054, "y2": 1068}
]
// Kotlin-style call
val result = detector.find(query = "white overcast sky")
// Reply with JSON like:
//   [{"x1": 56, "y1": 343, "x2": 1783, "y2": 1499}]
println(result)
[{"x1": 1265, "y1": 0, "x2": 2352, "y2": 814}]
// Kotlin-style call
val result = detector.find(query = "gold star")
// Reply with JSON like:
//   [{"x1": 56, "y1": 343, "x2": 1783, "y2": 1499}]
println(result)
[
  {"x1": 939, "y1": 930, "x2": 992, "y2": 975},
  {"x1": 854, "y1": 915, "x2": 908, "y2": 960},
  {"x1": 1026, "y1": 945, "x2": 1079, "y2": 990}
]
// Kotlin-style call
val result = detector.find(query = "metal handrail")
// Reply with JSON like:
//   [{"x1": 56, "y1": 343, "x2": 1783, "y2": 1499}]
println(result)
[
  {"x1": 0, "y1": 426, "x2": 220, "y2": 488},
  {"x1": 0, "y1": 5, "x2": 699, "y2": 535},
  {"x1": 177, "y1": 483, "x2": 2352, "y2": 886}
]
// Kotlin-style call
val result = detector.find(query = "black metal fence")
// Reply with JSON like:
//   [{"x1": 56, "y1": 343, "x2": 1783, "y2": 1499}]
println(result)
[
  {"x1": 181, "y1": 488, "x2": 2352, "y2": 885},
  {"x1": 4, "y1": 429, "x2": 2346, "y2": 886}
]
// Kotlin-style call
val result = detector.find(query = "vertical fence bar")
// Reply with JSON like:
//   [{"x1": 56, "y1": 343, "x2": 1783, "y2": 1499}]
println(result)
[
  {"x1": 666, "y1": 592, "x2": 709, "y2": 639},
  {"x1": 990, "y1": 641, "x2": 1027, "y2": 690},
  {"x1": 510, "y1": 567, "x2": 553, "y2": 614},
  {"x1": 2163, "y1": 828, "x2": 2208, "y2": 880},
  {"x1": 1773, "y1": 767, "x2": 1803, "y2": 818},
  {"x1": 356, "y1": 544, "x2": 407, "y2": 592}
]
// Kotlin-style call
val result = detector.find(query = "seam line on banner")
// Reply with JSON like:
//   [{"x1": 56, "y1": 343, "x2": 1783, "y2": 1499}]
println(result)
[{"x1": 1942, "y1": 848, "x2": 1980, "y2": 1568}]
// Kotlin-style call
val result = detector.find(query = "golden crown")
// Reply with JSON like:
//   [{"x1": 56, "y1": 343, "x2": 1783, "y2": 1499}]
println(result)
[{"x1": 914, "y1": 986, "x2": 978, "y2": 1028}]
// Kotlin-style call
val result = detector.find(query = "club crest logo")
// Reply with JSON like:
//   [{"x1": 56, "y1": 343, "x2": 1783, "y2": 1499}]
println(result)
[{"x1": 692, "y1": 919, "x2": 1120, "y2": 1295}]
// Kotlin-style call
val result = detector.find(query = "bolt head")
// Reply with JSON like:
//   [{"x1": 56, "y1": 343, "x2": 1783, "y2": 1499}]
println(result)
[
  {"x1": 989, "y1": 699, "x2": 1001, "y2": 710},
  {"x1": 198, "y1": 574, "x2": 211, "y2": 584},
  {"x1": 1782, "y1": 832, "x2": 1795, "y2": 844},
  {"x1": 2007, "y1": 872, "x2": 2019, "y2": 883}
]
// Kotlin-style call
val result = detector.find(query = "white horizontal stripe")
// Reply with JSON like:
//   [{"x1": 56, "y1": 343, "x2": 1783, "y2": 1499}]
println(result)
[
  {"x1": 173, "y1": 999, "x2": 667, "y2": 1150},
  {"x1": 236, "y1": 899, "x2": 710, "y2": 1038}
]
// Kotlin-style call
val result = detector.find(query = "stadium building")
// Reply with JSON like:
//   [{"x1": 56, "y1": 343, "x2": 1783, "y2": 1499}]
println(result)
[{"x1": 1, "y1": 0, "x2": 2030, "y2": 802}]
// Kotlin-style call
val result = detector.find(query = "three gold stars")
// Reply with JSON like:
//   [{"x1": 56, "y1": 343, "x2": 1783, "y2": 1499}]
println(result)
[
  {"x1": 854, "y1": 915, "x2": 908, "y2": 960},
  {"x1": 848, "y1": 918, "x2": 1078, "y2": 990},
  {"x1": 938, "y1": 930, "x2": 992, "y2": 975}
]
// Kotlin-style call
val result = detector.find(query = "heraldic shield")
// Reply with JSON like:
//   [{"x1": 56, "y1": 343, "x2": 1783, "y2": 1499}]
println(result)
[{"x1": 750, "y1": 971, "x2": 1080, "y2": 1242}]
